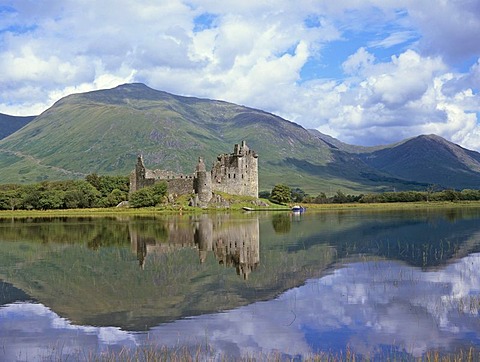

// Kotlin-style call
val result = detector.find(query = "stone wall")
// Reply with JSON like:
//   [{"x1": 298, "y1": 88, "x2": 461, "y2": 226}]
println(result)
[
  {"x1": 165, "y1": 178, "x2": 194, "y2": 196},
  {"x1": 211, "y1": 141, "x2": 258, "y2": 198},
  {"x1": 129, "y1": 141, "x2": 259, "y2": 203}
]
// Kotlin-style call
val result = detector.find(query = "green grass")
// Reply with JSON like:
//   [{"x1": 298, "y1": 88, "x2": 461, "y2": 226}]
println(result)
[{"x1": 0, "y1": 199, "x2": 478, "y2": 218}]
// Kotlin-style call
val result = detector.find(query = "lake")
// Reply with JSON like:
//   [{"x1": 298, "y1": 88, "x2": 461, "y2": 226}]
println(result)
[{"x1": 1, "y1": 208, "x2": 480, "y2": 360}]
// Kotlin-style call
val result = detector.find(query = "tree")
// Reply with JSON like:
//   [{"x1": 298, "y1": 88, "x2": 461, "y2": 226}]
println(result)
[
  {"x1": 269, "y1": 184, "x2": 292, "y2": 205},
  {"x1": 129, "y1": 188, "x2": 156, "y2": 208},
  {"x1": 85, "y1": 173, "x2": 101, "y2": 190},
  {"x1": 314, "y1": 192, "x2": 328, "y2": 204},
  {"x1": 258, "y1": 190, "x2": 271, "y2": 199},
  {"x1": 64, "y1": 181, "x2": 100, "y2": 208},
  {"x1": 151, "y1": 182, "x2": 168, "y2": 204},
  {"x1": 129, "y1": 182, "x2": 167, "y2": 208},
  {"x1": 38, "y1": 190, "x2": 65, "y2": 209},
  {"x1": 291, "y1": 188, "x2": 307, "y2": 203},
  {"x1": 332, "y1": 190, "x2": 348, "y2": 203},
  {"x1": 105, "y1": 188, "x2": 127, "y2": 207}
]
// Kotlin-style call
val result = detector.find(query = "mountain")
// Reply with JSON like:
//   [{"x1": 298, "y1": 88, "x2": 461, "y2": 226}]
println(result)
[
  {"x1": 308, "y1": 129, "x2": 385, "y2": 153},
  {"x1": 0, "y1": 83, "x2": 478, "y2": 192},
  {"x1": 0, "y1": 113, "x2": 36, "y2": 140},
  {"x1": 358, "y1": 134, "x2": 480, "y2": 190},
  {"x1": 0, "y1": 83, "x2": 418, "y2": 193},
  {"x1": 309, "y1": 130, "x2": 480, "y2": 190}
]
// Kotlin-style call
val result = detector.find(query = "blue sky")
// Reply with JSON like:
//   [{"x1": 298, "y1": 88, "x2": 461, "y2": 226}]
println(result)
[{"x1": 1, "y1": 1, "x2": 479, "y2": 149}]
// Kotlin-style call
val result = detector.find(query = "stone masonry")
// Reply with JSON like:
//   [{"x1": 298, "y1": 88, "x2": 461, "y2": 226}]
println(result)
[{"x1": 129, "y1": 141, "x2": 258, "y2": 205}]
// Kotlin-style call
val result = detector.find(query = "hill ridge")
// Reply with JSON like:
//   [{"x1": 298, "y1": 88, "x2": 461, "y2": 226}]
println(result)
[{"x1": 1, "y1": 83, "x2": 480, "y2": 191}]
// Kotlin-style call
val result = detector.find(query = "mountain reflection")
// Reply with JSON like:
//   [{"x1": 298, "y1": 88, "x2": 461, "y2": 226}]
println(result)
[{"x1": 130, "y1": 216, "x2": 260, "y2": 279}]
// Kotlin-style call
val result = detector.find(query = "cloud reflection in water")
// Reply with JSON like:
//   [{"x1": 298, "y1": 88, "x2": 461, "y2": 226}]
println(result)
[{"x1": 1, "y1": 253, "x2": 480, "y2": 360}]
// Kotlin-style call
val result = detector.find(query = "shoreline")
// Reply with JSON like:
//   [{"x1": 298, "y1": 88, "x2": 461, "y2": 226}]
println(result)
[{"x1": 0, "y1": 200, "x2": 479, "y2": 218}]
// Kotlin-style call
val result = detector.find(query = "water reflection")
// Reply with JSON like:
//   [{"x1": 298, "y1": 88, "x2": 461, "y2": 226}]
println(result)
[
  {"x1": 143, "y1": 254, "x2": 480, "y2": 359},
  {"x1": 2, "y1": 253, "x2": 479, "y2": 360},
  {"x1": 130, "y1": 216, "x2": 260, "y2": 279},
  {"x1": 0, "y1": 208, "x2": 480, "y2": 360}
]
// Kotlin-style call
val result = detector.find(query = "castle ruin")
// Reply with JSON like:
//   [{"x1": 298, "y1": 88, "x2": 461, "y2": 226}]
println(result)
[{"x1": 129, "y1": 141, "x2": 258, "y2": 205}]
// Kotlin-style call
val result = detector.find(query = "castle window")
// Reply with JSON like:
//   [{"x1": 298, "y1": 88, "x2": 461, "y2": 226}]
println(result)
[
  {"x1": 233, "y1": 174, "x2": 236, "y2": 179},
  {"x1": 228, "y1": 174, "x2": 231, "y2": 179}
]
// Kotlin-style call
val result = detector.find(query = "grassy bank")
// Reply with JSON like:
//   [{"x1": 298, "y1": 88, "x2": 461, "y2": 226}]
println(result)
[
  {"x1": 298, "y1": 200, "x2": 480, "y2": 211},
  {"x1": 0, "y1": 200, "x2": 479, "y2": 218}
]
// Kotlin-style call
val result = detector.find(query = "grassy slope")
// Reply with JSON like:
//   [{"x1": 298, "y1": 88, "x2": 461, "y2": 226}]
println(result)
[
  {"x1": 311, "y1": 130, "x2": 480, "y2": 191},
  {"x1": 0, "y1": 83, "x2": 426, "y2": 194},
  {"x1": 360, "y1": 135, "x2": 480, "y2": 189}
]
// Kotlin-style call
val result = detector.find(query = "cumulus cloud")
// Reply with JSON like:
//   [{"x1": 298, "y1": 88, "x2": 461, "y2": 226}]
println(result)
[
  {"x1": 407, "y1": 0, "x2": 480, "y2": 62},
  {"x1": 0, "y1": 0, "x2": 479, "y2": 150},
  {"x1": 301, "y1": 48, "x2": 480, "y2": 148}
]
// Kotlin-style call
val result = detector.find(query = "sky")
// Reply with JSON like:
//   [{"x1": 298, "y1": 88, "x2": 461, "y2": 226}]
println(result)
[{"x1": 1, "y1": 1, "x2": 480, "y2": 149}]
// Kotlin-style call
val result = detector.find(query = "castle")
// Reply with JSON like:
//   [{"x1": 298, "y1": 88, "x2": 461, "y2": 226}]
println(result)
[{"x1": 129, "y1": 141, "x2": 258, "y2": 205}]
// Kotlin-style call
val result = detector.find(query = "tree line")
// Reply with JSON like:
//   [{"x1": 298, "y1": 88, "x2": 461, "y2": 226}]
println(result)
[
  {"x1": 1, "y1": 177, "x2": 479, "y2": 211},
  {"x1": 0, "y1": 174, "x2": 130, "y2": 210},
  {"x1": 262, "y1": 184, "x2": 480, "y2": 205},
  {"x1": 0, "y1": 173, "x2": 172, "y2": 210},
  {"x1": 0, "y1": 174, "x2": 170, "y2": 210}
]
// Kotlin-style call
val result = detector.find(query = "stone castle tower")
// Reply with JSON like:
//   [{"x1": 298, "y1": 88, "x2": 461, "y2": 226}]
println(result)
[
  {"x1": 129, "y1": 141, "x2": 258, "y2": 205},
  {"x1": 194, "y1": 157, "x2": 213, "y2": 204},
  {"x1": 211, "y1": 140, "x2": 258, "y2": 198}
]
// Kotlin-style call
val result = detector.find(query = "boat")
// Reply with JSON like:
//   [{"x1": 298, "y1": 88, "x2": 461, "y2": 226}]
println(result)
[
  {"x1": 291, "y1": 205, "x2": 306, "y2": 212},
  {"x1": 242, "y1": 206, "x2": 254, "y2": 211}
]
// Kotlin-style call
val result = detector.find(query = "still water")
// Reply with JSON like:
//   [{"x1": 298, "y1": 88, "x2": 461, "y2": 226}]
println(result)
[{"x1": 1, "y1": 208, "x2": 480, "y2": 360}]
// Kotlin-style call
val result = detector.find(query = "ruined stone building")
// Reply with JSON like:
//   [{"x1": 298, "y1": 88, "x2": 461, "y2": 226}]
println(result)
[{"x1": 130, "y1": 141, "x2": 258, "y2": 205}]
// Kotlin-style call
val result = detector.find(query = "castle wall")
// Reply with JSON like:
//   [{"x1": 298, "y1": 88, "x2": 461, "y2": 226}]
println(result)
[
  {"x1": 165, "y1": 178, "x2": 194, "y2": 196},
  {"x1": 211, "y1": 142, "x2": 258, "y2": 198},
  {"x1": 130, "y1": 141, "x2": 258, "y2": 201}
]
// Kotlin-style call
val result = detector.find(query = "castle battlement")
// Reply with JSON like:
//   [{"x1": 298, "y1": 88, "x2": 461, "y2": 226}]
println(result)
[{"x1": 129, "y1": 141, "x2": 258, "y2": 205}]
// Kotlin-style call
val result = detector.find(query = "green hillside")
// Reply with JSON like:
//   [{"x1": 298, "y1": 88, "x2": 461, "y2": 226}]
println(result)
[
  {"x1": 359, "y1": 134, "x2": 480, "y2": 189},
  {"x1": 0, "y1": 83, "x2": 415, "y2": 194},
  {"x1": 1, "y1": 83, "x2": 478, "y2": 193}
]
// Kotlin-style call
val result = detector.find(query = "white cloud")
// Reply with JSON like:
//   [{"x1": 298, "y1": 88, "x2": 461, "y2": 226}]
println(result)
[
  {"x1": 406, "y1": 0, "x2": 480, "y2": 62},
  {"x1": 369, "y1": 30, "x2": 418, "y2": 49},
  {"x1": 0, "y1": 0, "x2": 479, "y2": 150},
  {"x1": 342, "y1": 47, "x2": 375, "y2": 75},
  {"x1": 305, "y1": 49, "x2": 480, "y2": 147}
]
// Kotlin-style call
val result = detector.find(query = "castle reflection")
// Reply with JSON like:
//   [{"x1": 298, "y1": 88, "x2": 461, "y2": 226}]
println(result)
[{"x1": 129, "y1": 216, "x2": 260, "y2": 279}]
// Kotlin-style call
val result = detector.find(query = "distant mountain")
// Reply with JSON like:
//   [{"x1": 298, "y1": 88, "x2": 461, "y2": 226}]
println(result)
[
  {"x1": 0, "y1": 113, "x2": 36, "y2": 140},
  {"x1": 0, "y1": 83, "x2": 478, "y2": 192},
  {"x1": 308, "y1": 129, "x2": 383, "y2": 153},
  {"x1": 358, "y1": 134, "x2": 480, "y2": 190}
]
